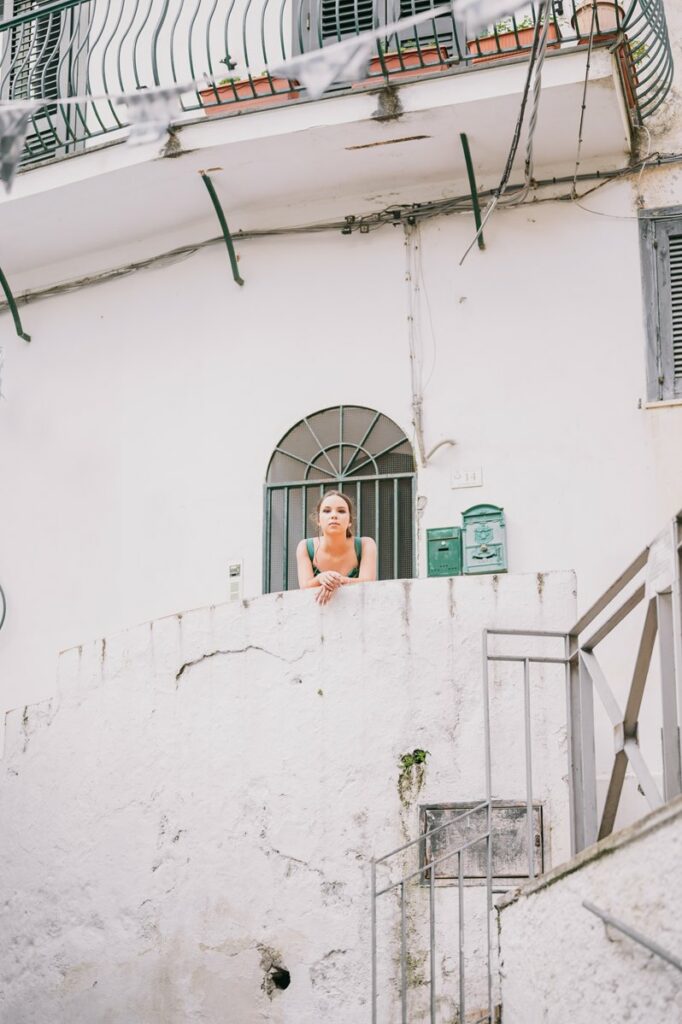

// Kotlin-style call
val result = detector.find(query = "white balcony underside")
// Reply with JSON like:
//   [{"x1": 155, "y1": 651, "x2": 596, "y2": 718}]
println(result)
[{"x1": 4, "y1": 49, "x2": 629, "y2": 281}]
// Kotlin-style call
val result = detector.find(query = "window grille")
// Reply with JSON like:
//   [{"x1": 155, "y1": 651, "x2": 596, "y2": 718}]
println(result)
[
  {"x1": 1, "y1": 0, "x2": 89, "y2": 162},
  {"x1": 264, "y1": 405, "x2": 416, "y2": 593},
  {"x1": 7, "y1": 0, "x2": 61, "y2": 103},
  {"x1": 639, "y1": 207, "x2": 682, "y2": 401}
]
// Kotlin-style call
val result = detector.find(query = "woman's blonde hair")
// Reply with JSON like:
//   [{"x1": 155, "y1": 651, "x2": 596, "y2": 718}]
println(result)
[{"x1": 311, "y1": 490, "x2": 356, "y2": 538}]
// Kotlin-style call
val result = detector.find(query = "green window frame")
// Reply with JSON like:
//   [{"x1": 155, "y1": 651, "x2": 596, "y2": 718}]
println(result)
[
  {"x1": 263, "y1": 405, "x2": 416, "y2": 593},
  {"x1": 639, "y1": 206, "x2": 682, "y2": 402}
]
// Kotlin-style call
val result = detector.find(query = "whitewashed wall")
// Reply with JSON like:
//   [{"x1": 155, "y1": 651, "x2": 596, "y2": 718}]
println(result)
[
  {"x1": 2, "y1": 2, "x2": 682, "y2": 812},
  {"x1": 1, "y1": 185, "x2": 681, "y2": 793},
  {"x1": 498, "y1": 795, "x2": 682, "y2": 1024},
  {"x1": 0, "y1": 574, "x2": 574, "y2": 1024}
]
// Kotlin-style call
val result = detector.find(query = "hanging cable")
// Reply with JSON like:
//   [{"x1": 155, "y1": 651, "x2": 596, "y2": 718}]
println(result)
[
  {"x1": 571, "y1": 0, "x2": 598, "y2": 198},
  {"x1": 459, "y1": 1, "x2": 551, "y2": 263},
  {"x1": 404, "y1": 222, "x2": 455, "y2": 467},
  {"x1": 405, "y1": 222, "x2": 427, "y2": 467},
  {"x1": 514, "y1": 2, "x2": 555, "y2": 201},
  {"x1": 3, "y1": 153, "x2": 682, "y2": 318}
]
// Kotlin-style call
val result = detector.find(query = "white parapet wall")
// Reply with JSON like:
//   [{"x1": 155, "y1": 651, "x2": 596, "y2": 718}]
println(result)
[
  {"x1": 497, "y1": 795, "x2": 682, "y2": 1024},
  {"x1": 0, "y1": 573, "x2": 574, "y2": 1024}
]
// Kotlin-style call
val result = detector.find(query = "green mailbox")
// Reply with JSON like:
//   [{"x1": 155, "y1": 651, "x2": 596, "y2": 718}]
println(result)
[
  {"x1": 462, "y1": 504, "x2": 507, "y2": 575},
  {"x1": 427, "y1": 527, "x2": 462, "y2": 577}
]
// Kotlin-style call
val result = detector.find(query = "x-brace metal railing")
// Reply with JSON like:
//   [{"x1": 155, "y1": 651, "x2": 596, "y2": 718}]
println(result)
[{"x1": 568, "y1": 512, "x2": 682, "y2": 852}]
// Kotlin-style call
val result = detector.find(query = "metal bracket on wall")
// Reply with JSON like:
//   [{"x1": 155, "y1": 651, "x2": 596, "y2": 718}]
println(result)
[
  {"x1": 0, "y1": 266, "x2": 30, "y2": 341},
  {"x1": 459, "y1": 133, "x2": 485, "y2": 251},
  {"x1": 199, "y1": 171, "x2": 244, "y2": 286}
]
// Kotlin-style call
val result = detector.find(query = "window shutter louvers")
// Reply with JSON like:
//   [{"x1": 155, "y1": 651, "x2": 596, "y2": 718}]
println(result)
[
  {"x1": 667, "y1": 233, "x2": 682, "y2": 385},
  {"x1": 639, "y1": 209, "x2": 682, "y2": 401}
]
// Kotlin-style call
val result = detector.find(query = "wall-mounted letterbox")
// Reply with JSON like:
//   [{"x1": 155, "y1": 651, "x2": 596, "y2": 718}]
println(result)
[
  {"x1": 427, "y1": 527, "x2": 462, "y2": 577},
  {"x1": 462, "y1": 504, "x2": 507, "y2": 575}
]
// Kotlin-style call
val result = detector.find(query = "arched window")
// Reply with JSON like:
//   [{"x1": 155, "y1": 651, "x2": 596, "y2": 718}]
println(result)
[{"x1": 264, "y1": 406, "x2": 416, "y2": 592}]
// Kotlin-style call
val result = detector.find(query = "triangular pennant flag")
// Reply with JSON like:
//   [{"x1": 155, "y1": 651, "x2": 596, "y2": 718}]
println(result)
[
  {"x1": 125, "y1": 85, "x2": 186, "y2": 146},
  {"x1": 453, "y1": 0, "x2": 531, "y2": 34},
  {"x1": 272, "y1": 36, "x2": 375, "y2": 101},
  {"x1": 0, "y1": 106, "x2": 37, "y2": 193}
]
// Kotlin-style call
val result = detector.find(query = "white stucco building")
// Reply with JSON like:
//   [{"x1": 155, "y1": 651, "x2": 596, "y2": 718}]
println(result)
[{"x1": 1, "y1": 1, "x2": 681, "y2": 1020}]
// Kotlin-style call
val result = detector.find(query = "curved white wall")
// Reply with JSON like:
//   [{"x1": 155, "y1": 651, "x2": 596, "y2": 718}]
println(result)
[{"x1": 0, "y1": 574, "x2": 574, "y2": 1023}]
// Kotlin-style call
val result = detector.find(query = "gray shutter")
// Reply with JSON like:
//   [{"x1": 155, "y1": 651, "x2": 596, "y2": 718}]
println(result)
[
  {"x1": 669, "y1": 232, "x2": 682, "y2": 389},
  {"x1": 291, "y1": 0, "x2": 463, "y2": 60},
  {"x1": 292, "y1": 0, "x2": 397, "y2": 55},
  {"x1": 397, "y1": 0, "x2": 464, "y2": 57},
  {"x1": 639, "y1": 207, "x2": 682, "y2": 401}
]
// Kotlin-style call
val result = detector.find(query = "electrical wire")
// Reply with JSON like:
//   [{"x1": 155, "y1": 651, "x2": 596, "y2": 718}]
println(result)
[
  {"x1": 458, "y1": 1, "x2": 551, "y2": 264},
  {"x1": 571, "y1": 0, "x2": 598, "y2": 198},
  {"x1": 403, "y1": 221, "x2": 455, "y2": 466},
  {"x1": 3, "y1": 153, "x2": 682, "y2": 315},
  {"x1": 404, "y1": 222, "x2": 427, "y2": 466}
]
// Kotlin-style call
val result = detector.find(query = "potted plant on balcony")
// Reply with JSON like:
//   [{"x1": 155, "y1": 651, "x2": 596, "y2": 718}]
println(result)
[
  {"x1": 199, "y1": 74, "x2": 300, "y2": 116},
  {"x1": 366, "y1": 41, "x2": 449, "y2": 80},
  {"x1": 571, "y1": 2, "x2": 625, "y2": 42},
  {"x1": 467, "y1": 16, "x2": 560, "y2": 64}
]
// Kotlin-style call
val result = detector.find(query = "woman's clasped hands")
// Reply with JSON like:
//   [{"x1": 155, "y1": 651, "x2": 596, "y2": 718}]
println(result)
[{"x1": 315, "y1": 570, "x2": 344, "y2": 604}]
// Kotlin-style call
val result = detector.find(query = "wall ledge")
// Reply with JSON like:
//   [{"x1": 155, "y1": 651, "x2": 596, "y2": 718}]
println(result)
[{"x1": 497, "y1": 792, "x2": 682, "y2": 912}]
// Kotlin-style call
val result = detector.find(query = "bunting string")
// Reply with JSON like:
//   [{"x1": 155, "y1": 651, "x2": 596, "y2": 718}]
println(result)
[{"x1": 0, "y1": 0, "x2": 530, "y2": 192}]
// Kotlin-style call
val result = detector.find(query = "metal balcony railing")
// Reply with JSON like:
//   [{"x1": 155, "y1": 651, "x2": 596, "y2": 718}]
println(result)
[{"x1": 0, "y1": 0, "x2": 674, "y2": 168}]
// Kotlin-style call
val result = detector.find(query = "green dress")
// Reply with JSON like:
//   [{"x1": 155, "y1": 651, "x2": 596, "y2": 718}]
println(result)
[{"x1": 306, "y1": 537, "x2": 362, "y2": 578}]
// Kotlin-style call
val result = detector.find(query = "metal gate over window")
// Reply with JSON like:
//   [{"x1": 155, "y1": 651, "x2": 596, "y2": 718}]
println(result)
[
  {"x1": 264, "y1": 405, "x2": 416, "y2": 593},
  {"x1": 1, "y1": 0, "x2": 88, "y2": 161}
]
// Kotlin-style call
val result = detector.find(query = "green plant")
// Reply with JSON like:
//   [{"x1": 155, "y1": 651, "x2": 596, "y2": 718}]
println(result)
[
  {"x1": 399, "y1": 748, "x2": 430, "y2": 771},
  {"x1": 629, "y1": 39, "x2": 648, "y2": 66},
  {"x1": 479, "y1": 15, "x2": 534, "y2": 37},
  {"x1": 398, "y1": 748, "x2": 429, "y2": 808}
]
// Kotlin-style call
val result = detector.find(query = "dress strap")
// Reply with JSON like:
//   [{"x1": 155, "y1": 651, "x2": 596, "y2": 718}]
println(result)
[
  {"x1": 355, "y1": 536, "x2": 362, "y2": 563},
  {"x1": 306, "y1": 538, "x2": 315, "y2": 562}
]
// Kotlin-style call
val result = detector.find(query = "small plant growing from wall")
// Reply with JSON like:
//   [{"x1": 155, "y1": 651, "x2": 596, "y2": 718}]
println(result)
[{"x1": 398, "y1": 749, "x2": 430, "y2": 807}]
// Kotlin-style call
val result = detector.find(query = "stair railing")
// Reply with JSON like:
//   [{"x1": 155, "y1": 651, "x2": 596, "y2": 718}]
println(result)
[{"x1": 371, "y1": 801, "x2": 493, "y2": 1024}]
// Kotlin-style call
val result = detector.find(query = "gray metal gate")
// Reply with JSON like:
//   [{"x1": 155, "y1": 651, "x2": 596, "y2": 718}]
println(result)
[{"x1": 264, "y1": 405, "x2": 416, "y2": 593}]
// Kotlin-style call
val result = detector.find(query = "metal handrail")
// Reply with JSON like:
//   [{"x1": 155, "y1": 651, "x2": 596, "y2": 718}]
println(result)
[
  {"x1": 583, "y1": 900, "x2": 682, "y2": 972},
  {"x1": 371, "y1": 800, "x2": 494, "y2": 1024},
  {"x1": 0, "y1": 0, "x2": 672, "y2": 169},
  {"x1": 374, "y1": 799, "x2": 489, "y2": 866}
]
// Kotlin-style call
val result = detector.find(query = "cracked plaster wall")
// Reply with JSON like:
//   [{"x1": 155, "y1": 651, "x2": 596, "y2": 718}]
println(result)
[
  {"x1": 498, "y1": 796, "x2": 682, "y2": 1024},
  {"x1": 0, "y1": 573, "x2": 574, "y2": 1023}
]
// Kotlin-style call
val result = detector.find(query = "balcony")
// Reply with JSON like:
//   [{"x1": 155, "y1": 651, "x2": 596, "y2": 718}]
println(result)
[
  {"x1": 0, "y1": 1, "x2": 673, "y2": 287},
  {"x1": 2, "y1": 0, "x2": 672, "y2": 167}
]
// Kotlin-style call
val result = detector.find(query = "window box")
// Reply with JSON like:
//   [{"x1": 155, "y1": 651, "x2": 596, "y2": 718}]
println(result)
[
  {"x1": 199, "y1": 76, "x2": 300, "y2": 115},
  {"x1": 466, "y1": 23, "x2": 560, "y2": 65},
  {"x1": 358, "y1": 45, "x2": 450, "y2": 83}
]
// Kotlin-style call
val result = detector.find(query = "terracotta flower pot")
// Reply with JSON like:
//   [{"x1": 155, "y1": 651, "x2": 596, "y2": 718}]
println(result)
[
  {"x1": 347, "y1": 44, "x2": 450, "y2": 89},
  {"x1": 467, "y1": 24, "x2": 560, "y2": 65},
  {"x1": 571, "y1": 2, "x2": 625, "y2": 41},
  {"x1": 353, "y1": 45, "x2": 449, "y2": 86},
  {"x1": 199, "y1": 76, "x2": 299, "y2": 115}
]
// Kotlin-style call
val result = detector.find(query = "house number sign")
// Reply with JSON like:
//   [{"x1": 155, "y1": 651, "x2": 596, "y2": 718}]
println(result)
[{"x1": 451, "y1": 468, "x2": 483, "y2": 489}]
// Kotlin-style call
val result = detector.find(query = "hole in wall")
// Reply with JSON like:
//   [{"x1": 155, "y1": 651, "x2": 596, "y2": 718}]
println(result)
[{"x1": 270, "y1": 966, "x2": 291, "y2": 990}]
